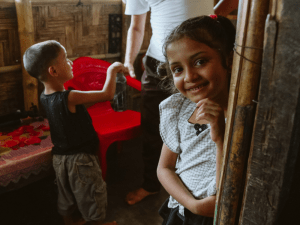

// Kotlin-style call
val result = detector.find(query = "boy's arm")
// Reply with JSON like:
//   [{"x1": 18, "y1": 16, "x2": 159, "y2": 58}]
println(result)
[
  {"x1": 67, "y1": 62, "x2": 125, "y2": 108},
  {"x1": 157, "y1": 144, "x2": 215, "y2": 217},
  {"x1": 124, "y1": 13, "x2": 147, "y2": 78},
  {"x1": 214, "y1": 0, "x2": 239, "y2": 17}
]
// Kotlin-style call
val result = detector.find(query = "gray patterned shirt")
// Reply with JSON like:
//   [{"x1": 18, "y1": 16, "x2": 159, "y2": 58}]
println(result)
[{"x1": 159, "y1": 93, "x2": 217, "y2": 216}]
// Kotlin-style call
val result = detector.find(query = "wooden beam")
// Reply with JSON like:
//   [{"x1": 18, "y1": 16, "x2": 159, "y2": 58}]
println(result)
[
  {"x1": 1, "y1": 0, "x2": 122, "y2": 4},
  {"x1": 121, "y1": 1, "x2": 127, "y2": 63},
  {"x1": 214, "y1": 0, "x2": 270, "y2": 224},
  {"x1": 239, "y1": 0, "x2": 300, "y2": 223},
  {"x1": 15, "y1": 0, "x2": 38, "y2": 111},
  {"x1": 1, "y1": 0, "x2": 122, "y2": 7},
  {"x1": 69, "y1": 53, "x2": 121, "y2": 61},
  {"x1": 0, "y1": 65, "x2": 22, "y2": 74},
  {"x1": 0, "y1": 51, "x2": 139, "y2": 75}
]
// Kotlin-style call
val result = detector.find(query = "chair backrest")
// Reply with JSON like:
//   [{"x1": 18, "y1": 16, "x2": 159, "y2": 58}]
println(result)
[
  {"x1": 65, "y1": 57, "x2": 112, "y2": 91},
  {"x1": 64, "y1": 57, "x2": 114, "y2": 113}
]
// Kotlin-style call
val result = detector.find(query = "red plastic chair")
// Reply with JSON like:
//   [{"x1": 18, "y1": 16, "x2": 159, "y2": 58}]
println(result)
[{"x1": 64, "y1": 57, "x2": 141, "y2": 180}]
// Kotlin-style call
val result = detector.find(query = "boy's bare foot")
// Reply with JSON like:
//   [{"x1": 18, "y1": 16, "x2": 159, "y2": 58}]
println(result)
[
  {"x1": 90, "y1": 221, "x2": 117, "y2": 225},
  {"x1": 125, "y1": 188, "x2": 158, "y2": 205},
  {"x1": 62, "y1": 215, "x2": 85, "y2": 225},
  {"x1": 102, "y1": 222, "x2": 118, "y2": 225}
]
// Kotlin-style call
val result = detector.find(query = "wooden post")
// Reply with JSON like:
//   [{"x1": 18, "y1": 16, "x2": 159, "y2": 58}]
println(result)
[
  {"x1": 15, "y1": 0, "x2": 39, "y2": 111},
  {"x1": 238, "y1": 0, "x2": 300, "y2": 223},
  {"x1": 121, "y1": 2, "x2": 128, "y2": 64},
  {"x1": 214, "y1": 0, "x2": 270, "y2": 224}
]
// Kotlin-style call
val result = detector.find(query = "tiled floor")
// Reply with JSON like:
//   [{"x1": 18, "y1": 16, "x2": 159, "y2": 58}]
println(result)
[{"x1": 0, "y1": 136, "x2": 169, "y2": 225}]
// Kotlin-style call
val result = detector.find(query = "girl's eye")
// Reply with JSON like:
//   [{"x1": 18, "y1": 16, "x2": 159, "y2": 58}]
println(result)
[
  {"x1": 172, "y1": 67, "x2": 183, "y2": 75},
  {"x1": 194, "y1": 59, "x2": 206, "y2": 66}
]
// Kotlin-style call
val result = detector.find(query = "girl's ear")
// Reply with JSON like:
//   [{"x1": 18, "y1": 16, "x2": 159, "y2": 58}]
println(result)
[{"x1": 48, "y1": 66, "x2": 58, "y2": 77}]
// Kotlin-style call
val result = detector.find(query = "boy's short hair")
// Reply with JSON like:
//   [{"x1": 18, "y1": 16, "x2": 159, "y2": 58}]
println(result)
[{"x1": 23, "y1": 40, "x2": 63, "y2": 81}]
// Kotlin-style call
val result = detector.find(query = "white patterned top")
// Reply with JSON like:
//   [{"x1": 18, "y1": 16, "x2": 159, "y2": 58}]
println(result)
[{"x1": 159, "y1": 93, "x2": 217, "y2": 216}]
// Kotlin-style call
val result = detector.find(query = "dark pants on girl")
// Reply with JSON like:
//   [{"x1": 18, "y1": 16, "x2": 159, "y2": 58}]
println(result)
[{"x1": 159, "y1": 199, "x2": 214, "y2": 225}]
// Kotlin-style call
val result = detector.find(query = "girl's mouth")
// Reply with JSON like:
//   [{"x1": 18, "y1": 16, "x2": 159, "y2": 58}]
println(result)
[{"x1": 187, "y1": 82, "x2": 209, "y2": 92}]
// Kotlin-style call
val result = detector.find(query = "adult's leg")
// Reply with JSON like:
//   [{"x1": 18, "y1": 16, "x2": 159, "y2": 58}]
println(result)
[
  {"x1": 126, "y1": 56, "x2": 170, "y2": 205},
  {"x1": 141, "y1": 84, "x2": 170, "y2": 192}
]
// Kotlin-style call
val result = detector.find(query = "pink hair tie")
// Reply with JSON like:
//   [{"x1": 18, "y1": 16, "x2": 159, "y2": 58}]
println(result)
[{"x1": 209, "y1": 14, "x2": 218, "y2": 20}]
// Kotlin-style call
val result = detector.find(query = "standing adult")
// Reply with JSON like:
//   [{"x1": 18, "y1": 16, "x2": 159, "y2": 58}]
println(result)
[{"x1": 123, "y1": 0, "x2": 239, "y2": 205}]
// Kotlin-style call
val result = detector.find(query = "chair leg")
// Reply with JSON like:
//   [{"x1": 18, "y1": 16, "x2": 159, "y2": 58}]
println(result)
[
  {"x1": 117, "y1": 141, "x2": 122, "y2": 154},
  {"x1": 98, "y1": 142, "x2": 111, "y2": 181}
]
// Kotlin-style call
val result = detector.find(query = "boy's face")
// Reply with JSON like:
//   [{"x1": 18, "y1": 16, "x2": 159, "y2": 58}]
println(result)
[{"x1": 53, "y1": 47, "x2": 73, "y2": 82}]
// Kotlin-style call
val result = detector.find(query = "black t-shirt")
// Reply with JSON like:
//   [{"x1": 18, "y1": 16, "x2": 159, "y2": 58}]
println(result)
[{"x1": 40, "y1": 90, "x2": 99, "y2": 155}]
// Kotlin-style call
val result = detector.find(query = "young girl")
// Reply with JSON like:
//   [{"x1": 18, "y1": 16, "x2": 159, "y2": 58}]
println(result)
[{"x1": 157, "y1": 15, "x2": 236, "y2": 225}]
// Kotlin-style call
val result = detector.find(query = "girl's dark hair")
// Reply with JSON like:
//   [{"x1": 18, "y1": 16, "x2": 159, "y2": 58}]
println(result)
[
  {"x1": 158, "y1": 15, "x2": 236, "y2": 93},
  {"x1": 23, "y1": 40, "x2": 62, "y2": 81}
]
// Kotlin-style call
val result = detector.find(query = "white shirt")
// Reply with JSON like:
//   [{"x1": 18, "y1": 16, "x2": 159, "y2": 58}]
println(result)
[
  {"x1": 125, "y1": 0, "x2": 214, "y2": 62},
  {"x1": 159, "y1": 93, "x2": 217, "y2": 216}
]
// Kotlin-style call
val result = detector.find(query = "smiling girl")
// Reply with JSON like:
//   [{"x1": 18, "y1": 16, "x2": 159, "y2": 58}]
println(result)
[{"x1": 156, "y1": 15, "x2": 236, "y2": 225}]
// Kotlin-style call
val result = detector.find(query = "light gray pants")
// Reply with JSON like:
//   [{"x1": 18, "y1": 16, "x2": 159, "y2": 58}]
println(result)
[{"x1": 53, "y1": 153, "x2": 107, "y2": 222}]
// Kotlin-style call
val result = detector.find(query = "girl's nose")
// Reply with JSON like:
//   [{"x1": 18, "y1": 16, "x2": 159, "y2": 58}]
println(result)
[{"x1": 184, "y1": 67, "x2": 199, "y2": 83}]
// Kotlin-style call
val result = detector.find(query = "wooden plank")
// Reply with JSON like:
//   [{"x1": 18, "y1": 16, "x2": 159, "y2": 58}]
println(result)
[
  {"x1": 75, "y1": 13, "x2": 83, "y2": 46},
  {"x1": 1, "y1": 0, "x2": 122, "y2": 4},
  {"x1": 65, "y1": 25, "x2": 74, "y2": 56},
  {"x1": 68, "y1": 52, "x2": 121, "y2": 61},
  {"x1": 239, "y1": 0, "x2": 300, "y2": 223},
  {"x1": 214, "y1": 0, "x2": 270, "y2": 224},
  {"x1": 92, "y1": 4, "x2": 101, "y2": 26},
  {"x1": 0, "y1": 65, "x2": 22, "y2": 74},
  {"x1": 0, "y1": 42, "x2": 4, "y2": 67},
  {"x1": 121, "y1": 2, "x2": 127, "y2": 63},
  {"x1": 15, "y1": 0, "x2": 39, "y2": 111},
  {"x1": 0, "y1": 70, "x2": 24, "y2": 116}
]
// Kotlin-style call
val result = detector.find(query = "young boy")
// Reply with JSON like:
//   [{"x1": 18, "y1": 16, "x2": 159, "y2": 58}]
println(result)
[{"x1": 23, "y1": 40, "x2": 122, "y2": 225}]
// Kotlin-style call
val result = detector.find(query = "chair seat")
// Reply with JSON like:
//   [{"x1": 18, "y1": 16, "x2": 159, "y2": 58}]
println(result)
[{"x1": 90, "y1": 110, "x2": 141, "y2": 136}]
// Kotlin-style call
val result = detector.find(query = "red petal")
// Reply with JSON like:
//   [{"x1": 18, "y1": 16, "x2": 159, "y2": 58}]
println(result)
[
  {"x1": 19, "y1": 142, "x2": 25, "y2": 147},
  {"x1": 24, "y1": 136, "x2": 41, "y2": 145},
  {"x1": 37, "y1": 124, "x2": 50, "y2": 131},
  {"x1": 7, "y1": 130, "x2": 23, "y2": 137},
  {"x1": 29, "y1": 130, "x2": 39, "y2": 136},
  {"x1": 3, "y1": 139, "x2": 19, "y2": 147},
  {"x1": 12, "y1": 145, "x2": 20, "y2": 150}
]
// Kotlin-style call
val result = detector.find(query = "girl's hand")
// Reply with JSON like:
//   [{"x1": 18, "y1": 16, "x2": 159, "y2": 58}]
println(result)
[
  {"x1": 188, "y1": 196, "x2": 216, "y2": 217},
  {"x1": 196, "y1": 98, "x2": 225, "y2": 147}
]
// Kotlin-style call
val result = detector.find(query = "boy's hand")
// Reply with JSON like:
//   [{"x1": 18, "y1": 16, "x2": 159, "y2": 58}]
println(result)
[
  {"x1": 107, "y1": 62, "x2": 126, "y2": 75},
  {"x1": 195, "y1": 98, "x2": 225, "y2": 147}
]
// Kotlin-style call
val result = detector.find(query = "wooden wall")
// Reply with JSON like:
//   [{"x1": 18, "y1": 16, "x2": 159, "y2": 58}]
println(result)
[
  {"x1": 32, "y1": 2, "x2": 121, "y2": 58},
  {"x1": 0, "y1": 0, "x2": 151, "y2": 116},
  {"x1": 0, "y1": 5, "x2": 23, "y2": 115}
]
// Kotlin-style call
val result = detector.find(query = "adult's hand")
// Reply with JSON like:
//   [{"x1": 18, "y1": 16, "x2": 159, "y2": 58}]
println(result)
[
  {"x1": 124, "y1": 62, "x2": 136, "y2": 78},
  {"x1": 124, "y1": 13, "x2": 147, "y2": 79}
]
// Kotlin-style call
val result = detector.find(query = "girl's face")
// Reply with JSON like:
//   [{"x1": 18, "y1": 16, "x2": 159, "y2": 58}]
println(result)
[{"x1": 166, "y1": 37, "x2": 229, "y2": 104}]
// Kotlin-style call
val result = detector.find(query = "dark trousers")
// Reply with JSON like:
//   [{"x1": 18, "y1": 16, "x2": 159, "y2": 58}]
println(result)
[
  {"x1": 159, "y1": 199, "x2": 214, "y2": 225},
  {"x1": 141, "y1": 56, "x2": 171, "y2": 193}
]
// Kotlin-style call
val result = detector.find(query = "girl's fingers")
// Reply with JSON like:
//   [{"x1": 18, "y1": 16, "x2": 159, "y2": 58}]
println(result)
[
  {"x1": 196, "y1": 105, "x2": 224, "y2": 125},
  {"x1": 196, "y1": 112, "x2": 215, "y2": 123},
  {"x1": 196, "y1": 98, "x2": 219, "y2": 107},
  {"x1": 197, "y1": 104, "x2": 222, "y2": 114},
  {"x1": 196, "y1": 108, "x2": 220, "y2": 119},
  {"x1": 197, "y1": 103, "x2": 223, "y2": 117}
]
